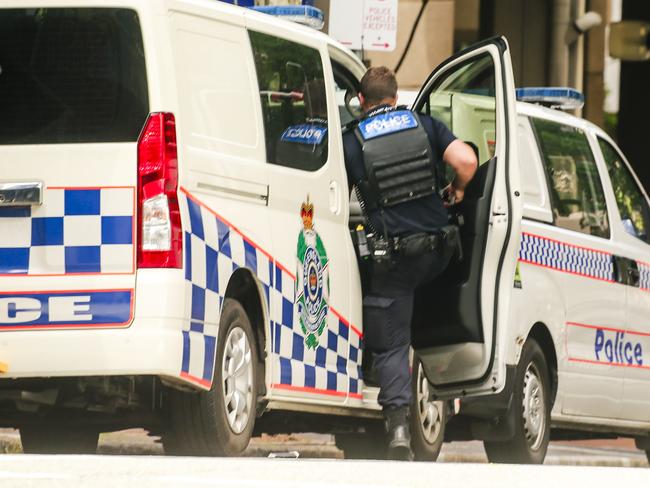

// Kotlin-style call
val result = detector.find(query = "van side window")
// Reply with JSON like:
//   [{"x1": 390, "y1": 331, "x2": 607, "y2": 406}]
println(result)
[
  {"x1": 532, "y1": 118, "x2": 610, "y2": 238},
  {"x1": 0, "y1": 8, "x2": 149, "y2": 144},
  {"x1": 598, "y1": 137, "x2": 650, "y2": 243},
  {"x1": 249, "y1": 31, "x2": 329, "y2": 171}
]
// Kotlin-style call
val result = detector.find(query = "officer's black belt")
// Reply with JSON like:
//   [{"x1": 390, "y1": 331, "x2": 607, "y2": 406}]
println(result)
[
  {"x1": 391, "y1": 232, "x2": 442, "y2": 258},
  {"x1": 368, "y1": 224, "x2": 461, "y2": 259}
]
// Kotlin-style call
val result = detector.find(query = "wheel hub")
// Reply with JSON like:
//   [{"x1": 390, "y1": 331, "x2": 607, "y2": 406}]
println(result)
[
  {"x1": 416, "y1": 364, "x2": 443, "y2": 444},
  {"x1": 521, "y1": 362, "x2": 546, "y2": 451},
  {"x1": 222, "y1": 326, "x2": 254, "y2": 434}
]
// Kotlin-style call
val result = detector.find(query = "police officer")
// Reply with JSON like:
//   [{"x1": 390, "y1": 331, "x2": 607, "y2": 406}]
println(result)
[{"x1": 343, "y1": 67, "x2": 478, "y2": 460}]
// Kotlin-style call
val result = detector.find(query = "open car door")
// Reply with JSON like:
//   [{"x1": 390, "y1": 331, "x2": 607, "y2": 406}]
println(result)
[{"x1": 411, "y1": 37, "x2": 521, "y2": 398}]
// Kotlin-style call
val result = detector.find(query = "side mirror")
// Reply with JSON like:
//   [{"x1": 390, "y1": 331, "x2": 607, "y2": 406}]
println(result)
[{"x1": 609, "y1": 21, "x2": 650, "y2": 61}]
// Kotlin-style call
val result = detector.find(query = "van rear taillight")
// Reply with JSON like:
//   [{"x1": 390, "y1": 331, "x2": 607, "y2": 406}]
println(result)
[{"x1": 137, "y1": 112, "x2": 182, "y2": 268}]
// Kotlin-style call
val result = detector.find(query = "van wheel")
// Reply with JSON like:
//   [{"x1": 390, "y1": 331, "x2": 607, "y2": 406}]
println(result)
[
  {"x1": 164, "y1": 298, "x2": 259, "y2": 456},
  {"x1": 20, "y1": 426, "x2": 99, "y2": 454},
  {"x1": 410, "y1": 358, "x2": 446, "y2": 461},
  {"x1": 484, "y1": 339, "x2": 551, "y2": 464}
]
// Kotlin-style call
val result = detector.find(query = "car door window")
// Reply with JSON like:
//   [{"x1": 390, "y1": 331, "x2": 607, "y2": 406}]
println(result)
[
  {"x1": 249, "y1": 31, "x2": 328, "y2": 172},
  {"x1": 422, "y1": 53, "x2": 496, "y2": 166},
  {"x1": 532, "y1": 118, "x2": 610, "y2": 238},
  {"x1": 598, "y1": 137, "x2": 650, "y2": 243}
]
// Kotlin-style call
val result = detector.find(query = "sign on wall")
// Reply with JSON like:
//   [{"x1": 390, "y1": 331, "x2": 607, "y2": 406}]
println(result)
[{"x1": 328, "y1": 0, "x2": 398, "y2": 52}]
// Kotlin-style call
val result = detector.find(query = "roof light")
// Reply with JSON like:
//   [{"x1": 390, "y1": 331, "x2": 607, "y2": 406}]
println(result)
[
  {"x1": 249, "y1": 5, "x2": 324, "y2": 30},
  {"x1": 515, "y1": 87, "x2": 585, "y2": 110}
]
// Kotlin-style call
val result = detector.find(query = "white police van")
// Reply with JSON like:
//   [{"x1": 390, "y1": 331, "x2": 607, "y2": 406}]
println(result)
[{"x1": 0, "y1": 0, "x2": 649, "y2": 464}]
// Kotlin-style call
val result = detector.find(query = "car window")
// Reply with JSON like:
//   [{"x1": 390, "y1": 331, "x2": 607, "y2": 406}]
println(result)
[
  {"x1": 249, "y1": 31, "x2": 329, "y2": 172},
  {"x1": 598, "y1": 137, "x2": 650, "y2": 243},
  {"x1": 422, "y1": 53, "x2": 496, "y2": 165},
  {"x1": 532, "y1": 118, "x2": 610, "y2": 239}
]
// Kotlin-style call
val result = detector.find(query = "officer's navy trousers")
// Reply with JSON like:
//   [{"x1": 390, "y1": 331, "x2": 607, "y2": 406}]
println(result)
[{"x1": 363, "y1": 251, "x2": 451, "y2": 409}]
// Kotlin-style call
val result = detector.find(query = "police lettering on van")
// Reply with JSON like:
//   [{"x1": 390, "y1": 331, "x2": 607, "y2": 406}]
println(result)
[{"x1": 595, "y1": 328, "x2": 644, "y2": 366}]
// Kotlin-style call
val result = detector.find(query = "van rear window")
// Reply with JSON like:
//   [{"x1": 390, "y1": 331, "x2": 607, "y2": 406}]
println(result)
[{"x1": 0, "y1": 8, "x2": 149, "y2": 145}]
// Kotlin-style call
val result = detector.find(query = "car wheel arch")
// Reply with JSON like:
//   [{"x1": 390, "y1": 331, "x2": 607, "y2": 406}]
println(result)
[{"x1": 525, "y1": 322, "x2": 559, "y2": 408}]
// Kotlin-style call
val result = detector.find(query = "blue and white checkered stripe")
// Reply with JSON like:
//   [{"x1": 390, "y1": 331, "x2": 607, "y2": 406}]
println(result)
[
  {"x1": 0, "y1": 188, "x2": 134, "y2": 275},
  {"x1": 179, "y1": 189, "x2": 363, "y2": 396},
  {"x1": 519, "y1": 232, "x2": 614, "y2": 282},
  {"x1": 270, "y1": 296, "x2": 363, "y2": 397},
  {"x1": 180, "y1": 191, "x2": 272, "y2": 387}
]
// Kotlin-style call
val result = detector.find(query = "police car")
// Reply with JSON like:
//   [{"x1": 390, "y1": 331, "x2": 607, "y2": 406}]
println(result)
[{"x1": 0, "y1": 0, "x2": 649, "y2": 464}]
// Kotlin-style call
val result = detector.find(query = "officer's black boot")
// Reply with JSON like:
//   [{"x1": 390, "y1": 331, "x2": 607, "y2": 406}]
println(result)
[{"x1": 384, "y1": 406, "x2": 413, "y2": 461}]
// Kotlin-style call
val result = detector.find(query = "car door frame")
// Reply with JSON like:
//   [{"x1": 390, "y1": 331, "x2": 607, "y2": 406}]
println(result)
[
  {"x1": 590, "y1": 129, "x2": 650, "y2": 422},
  {"x1": 411, "y1": 36, "x2": 522, "y2": 398},
  {"x1": 243, "y1": 20, "x2": 358, "y2": 406}
]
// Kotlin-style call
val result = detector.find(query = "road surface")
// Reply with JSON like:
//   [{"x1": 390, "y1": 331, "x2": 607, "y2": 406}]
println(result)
[{"x1": 0, "y1": 454, "x2": 648, "y2": 488}]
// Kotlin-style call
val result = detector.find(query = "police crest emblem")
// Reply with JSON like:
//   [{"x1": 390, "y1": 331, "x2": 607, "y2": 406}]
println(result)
[{"x1": 296, "y1": 197, "x2": 329, "y2": 350}]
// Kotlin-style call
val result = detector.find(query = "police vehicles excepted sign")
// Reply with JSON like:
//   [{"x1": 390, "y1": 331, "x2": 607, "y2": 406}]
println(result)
[
  {"x1": 0, "y1": 290, "x2": 133, "y2": 329},
  {"x1": 328, "y1": 0, "x2": 398, "y2": 52},
  {"x1": 358, "y1": 110, "x2": 419, "y2": 140}
]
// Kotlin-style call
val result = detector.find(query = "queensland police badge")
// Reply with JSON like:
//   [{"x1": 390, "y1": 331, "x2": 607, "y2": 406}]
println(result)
[{"x1": 296, "y1": 197, "x2": 330, "y2": 350}]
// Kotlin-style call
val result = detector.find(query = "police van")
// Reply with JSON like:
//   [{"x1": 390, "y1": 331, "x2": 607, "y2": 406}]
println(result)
[{"x1": 0, "y1": 0, "x2": 649, "y2": 463}]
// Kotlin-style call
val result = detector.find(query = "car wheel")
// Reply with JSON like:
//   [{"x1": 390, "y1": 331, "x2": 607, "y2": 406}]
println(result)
[
  {"x1": 20, "y1": 426, "x2": 99, "y2": 454},
  {"x1": 484, "y1": 338, "x2": 551, "y2": 464},
  {"x1": 164, "y1": 298, "x2": 259, "y2": 456},
  {"x1": 410, "y1": 357, "x2": 446, "y2": 462}
]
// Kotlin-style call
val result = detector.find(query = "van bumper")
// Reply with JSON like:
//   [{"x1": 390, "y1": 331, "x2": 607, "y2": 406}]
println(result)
[{"x1": 0, "y1": 270, "x2": 208, "y2": 389}]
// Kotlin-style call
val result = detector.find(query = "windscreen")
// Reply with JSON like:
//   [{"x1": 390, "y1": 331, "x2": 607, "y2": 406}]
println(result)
[{"x1": 0, "y1": 8, "x2": 149, "y2": 145}]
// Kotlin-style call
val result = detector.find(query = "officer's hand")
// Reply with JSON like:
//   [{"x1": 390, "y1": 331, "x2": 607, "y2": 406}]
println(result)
[{"x1": 442, "y1": 183, "x2": 464, "y2": 207}]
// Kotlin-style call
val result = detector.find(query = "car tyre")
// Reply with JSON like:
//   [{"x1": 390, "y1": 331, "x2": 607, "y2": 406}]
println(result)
[
  {"x1": 410, "y1": 357, "x2": 446, "y2": 462},
  {"x1": 483, "y1": 338, "x2": 551, "y2": 464},
  {"x1": 20, "y1": 426, "x2": 99, "y2": 454},
  {"x1": 163, "y1": 298, "x2": 259, "y2": 456}
]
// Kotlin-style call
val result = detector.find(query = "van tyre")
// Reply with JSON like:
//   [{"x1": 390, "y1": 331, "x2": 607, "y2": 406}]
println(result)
[
  {"x1": 410, "y1": 358, "x2": 446, "y2": 461},
  {"x1": 20, "y1": 426, "x2": 99, "y2": 454},
  {"x1": 164, "y1": 298, "x2": 259, "y2": 456},
  {"x1": 483, "y1": 338, "x2": 551, "y2": 464}
]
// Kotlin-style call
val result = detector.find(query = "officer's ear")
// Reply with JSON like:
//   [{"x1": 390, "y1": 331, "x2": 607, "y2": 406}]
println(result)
[{"x1": 358, "y1": 92, "x2": 366, "y2": 107}]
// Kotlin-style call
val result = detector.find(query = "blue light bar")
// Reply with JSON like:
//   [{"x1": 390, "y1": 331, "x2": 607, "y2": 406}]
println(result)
[
  {"x1": 249, "y1": 6, "x2": 324, "y2": 30},
  {"x1": 515, "y1": 87, "x2": 585, "y2": 110}
]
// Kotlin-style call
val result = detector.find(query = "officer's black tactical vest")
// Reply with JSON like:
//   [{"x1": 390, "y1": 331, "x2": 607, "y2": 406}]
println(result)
[{"x1": 354, "y1": 107, "x2": 437, "y2": 212}]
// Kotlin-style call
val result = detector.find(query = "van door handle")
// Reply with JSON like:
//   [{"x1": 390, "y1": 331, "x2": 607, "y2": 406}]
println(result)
[
  {"x1": 0, "y1": 181, "x2": 43, "y2": 206},
  {"x1": 329, "y1": 180, "x2": 341, "y2": 215},
  {"x1": 613, "y1": 255, "x2": 640, "y2": 287}
]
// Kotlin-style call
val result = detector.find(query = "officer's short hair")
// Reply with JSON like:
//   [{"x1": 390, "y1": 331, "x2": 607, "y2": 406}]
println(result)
[{"x1": 360, "y1": 67, "x2": 398, "y2": 105}]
